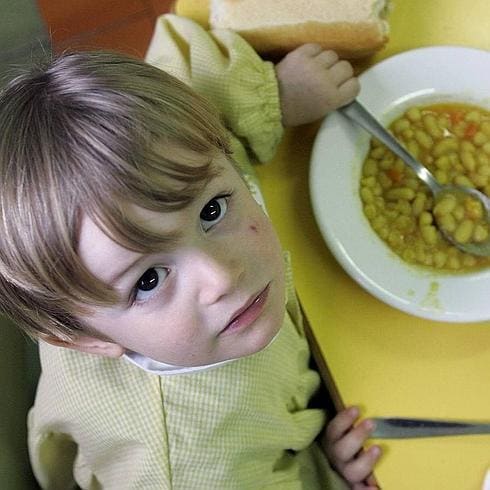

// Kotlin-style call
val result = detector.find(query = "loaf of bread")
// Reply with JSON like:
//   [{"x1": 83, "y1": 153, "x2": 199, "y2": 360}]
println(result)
[{"x1": 209, "y1": 0, "x2": 390, "y2": 58}]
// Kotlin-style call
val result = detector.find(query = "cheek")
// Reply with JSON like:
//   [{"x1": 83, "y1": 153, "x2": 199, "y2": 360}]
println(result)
[{"x1": 244, "y1": 214, "x2": 283, "y2": 258}]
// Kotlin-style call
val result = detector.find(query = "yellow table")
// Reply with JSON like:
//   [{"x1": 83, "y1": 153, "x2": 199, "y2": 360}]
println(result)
[{"x1": 176, "y1": 2, "x2": 490, "y2": 488}]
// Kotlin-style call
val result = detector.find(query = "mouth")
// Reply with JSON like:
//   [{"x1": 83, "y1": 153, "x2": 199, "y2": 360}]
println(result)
[{"x1": 220, "y1": 283, "x2": 270, "y2": 335}]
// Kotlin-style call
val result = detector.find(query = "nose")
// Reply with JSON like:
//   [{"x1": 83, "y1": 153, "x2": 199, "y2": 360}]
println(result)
[{"x1": 189, "y1": 247, "x2": 244, "y2": 305}]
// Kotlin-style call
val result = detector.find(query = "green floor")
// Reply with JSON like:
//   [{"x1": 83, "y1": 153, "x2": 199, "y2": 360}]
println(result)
[
  {"x1": 0, "y1": 0, "x2": 50, "y2": 85},
  {"x1": 0, "y1": 319, "x2": 40, "y2": 489},
  {"x1": 0, "y1": 4, "x2": 45, "y2": 489}
]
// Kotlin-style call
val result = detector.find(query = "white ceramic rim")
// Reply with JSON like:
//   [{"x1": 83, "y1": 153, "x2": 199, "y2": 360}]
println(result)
[{"x1": 310, "y1": 46, "x2": 490, "y2": 323}]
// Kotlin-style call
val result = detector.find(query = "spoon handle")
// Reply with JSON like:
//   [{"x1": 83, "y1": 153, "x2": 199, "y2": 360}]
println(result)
[
  {"x1": 340, "y1": 100, "x2": 441, "y2": 193},
  {"x1": 371, "y1": 417, "x2": 490, "y2": 439}
]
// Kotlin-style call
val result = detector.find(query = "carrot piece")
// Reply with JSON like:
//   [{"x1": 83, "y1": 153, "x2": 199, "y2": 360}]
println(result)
[
  {"x1": 464, "y1": 122, "x2": 478, "y2": 139},
  {"x1": 386, "y1": 168, "x2": 403, "y2": 184},
  {"x1": 448, "y1": 110, "x2": 464, "y2": 125}
]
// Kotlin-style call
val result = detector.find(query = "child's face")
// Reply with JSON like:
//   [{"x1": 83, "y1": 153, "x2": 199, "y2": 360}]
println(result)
[{"x1": 75, "y1": 152, "x2": 286, "y2": 366}]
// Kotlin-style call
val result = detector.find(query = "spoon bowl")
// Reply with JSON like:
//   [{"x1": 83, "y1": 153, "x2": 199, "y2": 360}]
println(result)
[{"x1": 340, "y1": 100, "x2": 490, "y2": 256}]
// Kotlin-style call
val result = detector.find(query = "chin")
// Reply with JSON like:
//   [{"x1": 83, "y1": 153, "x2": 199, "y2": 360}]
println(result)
[{"x1": 249, "y1": 299, "x2": 285, "y2": 354}]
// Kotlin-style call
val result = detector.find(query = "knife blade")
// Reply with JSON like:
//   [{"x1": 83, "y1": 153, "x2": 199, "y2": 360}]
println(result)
[{"x1": 370, "y1": 417, "x2": 490, "y2": 439}]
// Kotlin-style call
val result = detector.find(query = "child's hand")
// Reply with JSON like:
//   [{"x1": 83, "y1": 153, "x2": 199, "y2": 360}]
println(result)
[
  {"x1": 322, "y1": 406, "x2": 382, "y2": 490},
  {"x1": 275, "y1": 44, "x2": 360, "y2": 127}
]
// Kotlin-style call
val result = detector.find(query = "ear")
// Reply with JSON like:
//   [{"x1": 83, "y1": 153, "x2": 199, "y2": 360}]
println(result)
[{"x1": 41, "y1": 333, "x2": 126, "y2": 358}]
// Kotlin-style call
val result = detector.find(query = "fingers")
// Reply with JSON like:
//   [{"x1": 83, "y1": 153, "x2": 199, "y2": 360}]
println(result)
[
  {"x1": 294, "y1": 45, "x2": 353, "y2": 85},
  {"x1": 339, "y1": 77, "x2": 361, "y2": 103},
  {"x1": 327, "y1": 59, "x2": 359, "y2": 106},
  {"x1": 332, "y1": 419, "x2": 376, "y2": 462},
  {"x1": 352, "y1": 482, "x2": 380, "y2": 490},
  {"x1": 312, "y1": 50, "x2": 358, "y2": 105},
  {"x1": 314, "y1": 49, "x2": 339, "y2": 68},
  {"x1": 292, "y1": 43, "x2": 324, "y2": 57},
  {"x1": 275, "y1": 43, "x2": 359, "y2": 125},
  {"x1": 364, "y1": 473, "x2": 380, "y2": 488},
  {"x1": 328, "y1": 59, "x2": 355, "y2": 85},
  {"x1": 342, "y1": 445, "x2": 382, "y2": 483},
  {"x1": 324, "y1": 407, "x2": 382, "y2": 486},
  {"x1": 326, "y1": 406, "x2": 360, "y2": 443},
  {"x1": 352, "y1": 483, "x2": 380, "y2": 490}
]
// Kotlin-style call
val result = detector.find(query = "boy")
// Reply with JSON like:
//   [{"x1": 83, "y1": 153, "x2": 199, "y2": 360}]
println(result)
[{"x1": 0, "y1": 14, "x2": 379, "y2": 489}]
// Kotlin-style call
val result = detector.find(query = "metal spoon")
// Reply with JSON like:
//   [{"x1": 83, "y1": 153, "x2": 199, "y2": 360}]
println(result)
[{"x1": 340, "y1": 99, "x2": 490, "y2": 256}]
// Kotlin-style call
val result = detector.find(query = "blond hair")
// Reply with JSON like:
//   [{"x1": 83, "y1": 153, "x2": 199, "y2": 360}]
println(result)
[{"x1": 0, "y1": 51, "x2": 231, "y2": 340}]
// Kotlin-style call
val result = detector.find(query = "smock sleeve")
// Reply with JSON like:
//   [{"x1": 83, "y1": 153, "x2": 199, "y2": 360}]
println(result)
[{"x1": 145, "y1": 14, "x2": 284, "y2": 163}]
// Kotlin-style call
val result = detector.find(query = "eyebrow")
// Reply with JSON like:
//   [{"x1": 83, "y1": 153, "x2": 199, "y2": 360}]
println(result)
[
  {"x1": 105, "y1": 232, "x2": 181, "y2": 287},
  {"x1": 104, "y1": 252, "x2": 146, "y2": 287}
]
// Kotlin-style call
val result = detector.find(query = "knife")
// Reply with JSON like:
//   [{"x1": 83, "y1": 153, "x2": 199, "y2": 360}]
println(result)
[{"x1": 370, "y1": 417, "x2": 490, "y2": 439}]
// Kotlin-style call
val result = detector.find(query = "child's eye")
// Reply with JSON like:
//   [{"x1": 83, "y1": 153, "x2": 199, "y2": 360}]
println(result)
[
  {"x1": 200, "y1": 195, "x2": 229, "y2": 231},
  {"x1": 132, "y1": 267, "x2": 169, "y2": 303}
]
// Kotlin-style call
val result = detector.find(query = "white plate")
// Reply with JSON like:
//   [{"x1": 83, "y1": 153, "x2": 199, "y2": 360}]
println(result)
[{"x1": 310, "y1": 46, "x2": 490, "y2": 323}]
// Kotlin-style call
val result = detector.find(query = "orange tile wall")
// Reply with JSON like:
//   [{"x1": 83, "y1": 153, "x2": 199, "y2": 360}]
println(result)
[{"x1": 36, "y1": 0, "x2": 175, "y2": 58}]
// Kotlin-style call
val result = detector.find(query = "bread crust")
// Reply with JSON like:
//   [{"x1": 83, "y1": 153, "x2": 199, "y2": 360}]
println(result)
[{"x1": 224, "y1": 21, "x2": 388, "y2": 59}]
